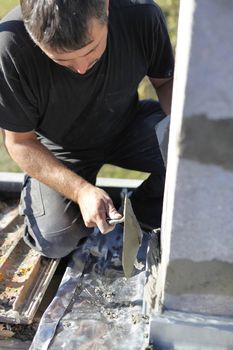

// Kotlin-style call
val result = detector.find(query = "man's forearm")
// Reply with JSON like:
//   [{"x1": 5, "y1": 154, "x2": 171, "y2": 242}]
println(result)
[
  {"x1": 149, "y1": 77, "x2": 173, "y2": 116},
  {"x1": 156, "y1": 78, "x2": 173, "y2": 116},
  {"x1": 157, "y1": 82, "x2": 172, "y2": 115},
  {"x1": 5, "y1": 135, "x2": 122, "y2": 233},
  {"x1": 5, "y1": 136, "x2": 90, "y2": 203}
]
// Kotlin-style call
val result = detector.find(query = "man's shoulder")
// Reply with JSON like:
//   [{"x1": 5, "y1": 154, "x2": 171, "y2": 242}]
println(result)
[
  {"x1": 110, "y1": 0, "x2": 162, "y2": 20},
  {"x1": 0, "y1": 6, "x2": 31, "y2": 54},
  {"x1": 110, "y1": 0, "x2": 159, "y2": 10},
  {"x1": 0, "y1": 5, "x2": 40, "y2": 72},
  {"x1": 0, "y1": 5, "x2": 24, "y2": 34}
]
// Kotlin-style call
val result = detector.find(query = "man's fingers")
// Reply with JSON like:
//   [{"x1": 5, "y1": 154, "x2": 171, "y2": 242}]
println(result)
[
  {"x1": 96, "y1": 214, "x2": 113, "y2": 234},
  {"x1": 106, "y1": 202, "x2": 122, "y2": 220},
  {"x1": 78, "y1": 187, "x2": 122, "y2": 234},
  {"x1": 84, "y1": 219, "x2": 96, "y2": 228}
]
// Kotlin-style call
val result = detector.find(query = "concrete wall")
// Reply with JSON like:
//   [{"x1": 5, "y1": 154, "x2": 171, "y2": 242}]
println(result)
[{"x1": 159, "y1": 0, "x2": 233, "y2": 317}]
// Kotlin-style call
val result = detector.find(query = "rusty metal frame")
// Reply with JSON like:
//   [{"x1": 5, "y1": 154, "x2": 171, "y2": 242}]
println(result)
[{"x1": 0, "y1": 201, "x2": 59, "y2": 325}]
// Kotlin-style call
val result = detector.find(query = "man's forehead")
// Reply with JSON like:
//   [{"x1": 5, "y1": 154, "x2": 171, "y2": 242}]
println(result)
[{"x1": 40, "y1": 19, "x2": 107, "y2": 61}]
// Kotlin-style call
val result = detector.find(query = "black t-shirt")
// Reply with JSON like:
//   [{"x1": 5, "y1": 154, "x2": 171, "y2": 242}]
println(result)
[{"x1": 0, "y1": 0, "x2": 174, "y2": 152}]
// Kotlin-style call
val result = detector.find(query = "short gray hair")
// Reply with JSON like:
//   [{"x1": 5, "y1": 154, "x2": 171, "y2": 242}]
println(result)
[{"x1": 20, "y1": 0, "x2": 108, "y2": 51}]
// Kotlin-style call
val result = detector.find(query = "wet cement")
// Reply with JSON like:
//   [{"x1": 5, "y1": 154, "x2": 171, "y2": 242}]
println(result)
[
  {"x1": 166, "y1": 259, "x2": 233, "y2": 296},
  {"x1": 179, "y1": 114, "x2": 233, "y2": 170}
]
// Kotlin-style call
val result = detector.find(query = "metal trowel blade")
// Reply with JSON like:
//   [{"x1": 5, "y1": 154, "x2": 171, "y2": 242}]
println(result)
[{"x1": 122, "y1": 196, "x2": 143, "y2": 279}]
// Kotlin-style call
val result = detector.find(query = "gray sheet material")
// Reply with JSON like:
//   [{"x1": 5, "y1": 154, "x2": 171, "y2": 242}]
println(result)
[{"x1": 30, "y1": 225, "x2": 152, "y2": 349}]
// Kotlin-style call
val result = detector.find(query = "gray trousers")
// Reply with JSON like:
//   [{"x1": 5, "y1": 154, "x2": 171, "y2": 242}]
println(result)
[{"x1": 19, "y1": 100, "x2": 167, "y2": 258}]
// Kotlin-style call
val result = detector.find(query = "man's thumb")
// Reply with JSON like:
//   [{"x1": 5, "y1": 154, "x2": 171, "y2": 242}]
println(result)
[{"x1": 108, "y1": 206, "x2": 122, "y2": 219}]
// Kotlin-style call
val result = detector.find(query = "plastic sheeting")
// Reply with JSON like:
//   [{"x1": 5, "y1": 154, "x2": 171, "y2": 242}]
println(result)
[{"x1": 30, "y1": 225, "x2": 153, "y2": 350}]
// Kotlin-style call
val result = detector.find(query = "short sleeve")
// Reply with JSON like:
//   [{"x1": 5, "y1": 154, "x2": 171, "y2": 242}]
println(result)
[
  {"x1": 146, "y1": 4, "x2": 174, "y2": 79},
  {"x1": 0, "y1": 48, "x2": 40, "y2": 132}
]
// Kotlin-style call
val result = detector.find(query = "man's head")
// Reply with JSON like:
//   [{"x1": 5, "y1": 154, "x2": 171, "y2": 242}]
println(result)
[{"x1": 20, "y1": 0, "x2": 109, "y2": 74}]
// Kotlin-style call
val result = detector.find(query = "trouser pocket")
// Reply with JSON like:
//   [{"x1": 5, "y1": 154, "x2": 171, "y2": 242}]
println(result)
[{"x1": 19, "y1": 176, "x2": 45, "y2": 218}]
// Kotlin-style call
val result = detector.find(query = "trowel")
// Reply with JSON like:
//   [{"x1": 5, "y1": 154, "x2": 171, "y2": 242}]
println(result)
[{"x1": 108, "y1": 195, "x2": 143, "y2": 278}]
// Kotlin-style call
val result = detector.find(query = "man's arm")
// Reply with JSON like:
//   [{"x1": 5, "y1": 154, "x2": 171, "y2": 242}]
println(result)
[
  {"x1": 2, "y1": 129, "x2": 121, "y2": 233},
  {"x1": 149, "y1": 77, "x2": 173, "y2": 116}
]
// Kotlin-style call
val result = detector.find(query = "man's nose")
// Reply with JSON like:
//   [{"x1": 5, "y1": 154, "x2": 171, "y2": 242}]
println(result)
[{"x1": 73, "y1": 59, "x2": 89, "y2": 75}]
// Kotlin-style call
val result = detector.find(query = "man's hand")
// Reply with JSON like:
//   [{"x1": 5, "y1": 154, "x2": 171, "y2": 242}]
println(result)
[{"x1": 76, "y1": 183, "x2": 122, "y2": 234}]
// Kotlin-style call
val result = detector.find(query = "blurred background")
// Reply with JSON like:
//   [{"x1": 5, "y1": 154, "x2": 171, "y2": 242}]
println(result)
[{"x1": 0, "y1": 0, "x2": 179, "y2": 179}]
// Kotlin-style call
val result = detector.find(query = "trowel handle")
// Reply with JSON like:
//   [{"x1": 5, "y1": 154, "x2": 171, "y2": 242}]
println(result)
[{"x1": 107, "y1": 217, "x2": 124, "y2": 225}]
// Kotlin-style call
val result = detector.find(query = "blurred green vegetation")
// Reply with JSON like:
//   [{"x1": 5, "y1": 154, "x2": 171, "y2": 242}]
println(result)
[
  {"x1": 0, "y1": 0, "x2": 19, "y2": 19},
  {"x1": 0, "y1": 0, "x2": 179, "y2": 178},
  {"x1": 157, "y1": 0, "x2": 180, "y2": 48},
  {"x1": 138, "y1": 0, "x2": 179, "y2": 101}
]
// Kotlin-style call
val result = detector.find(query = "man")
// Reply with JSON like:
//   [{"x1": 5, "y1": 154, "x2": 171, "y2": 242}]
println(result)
[{"x1": 0, "y1": 0, "x2": 174, "y2": 258}]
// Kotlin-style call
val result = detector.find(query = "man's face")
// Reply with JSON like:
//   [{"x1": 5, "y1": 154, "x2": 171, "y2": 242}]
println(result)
[{"x1": 40, "y1": 18, "x2": 108, "y2": 75}]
